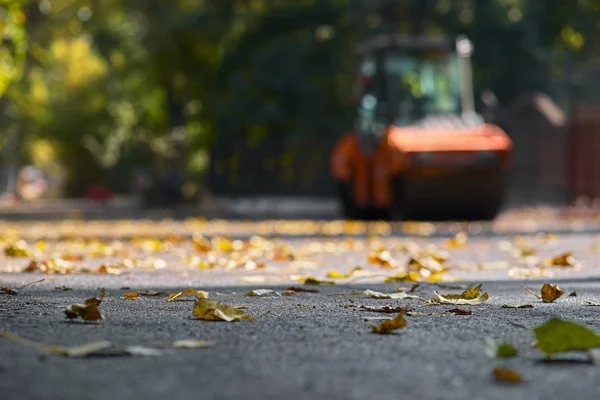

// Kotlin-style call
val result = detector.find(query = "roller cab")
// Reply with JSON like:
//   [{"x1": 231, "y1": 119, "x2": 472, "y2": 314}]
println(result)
[{"x1": 330, "y1": 35, "x2": 512, "y2": 220}]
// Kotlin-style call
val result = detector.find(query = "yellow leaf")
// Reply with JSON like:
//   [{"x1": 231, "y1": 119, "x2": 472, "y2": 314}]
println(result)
[
  {"x1": 383, "y1": 272, "x2": 420, "y2": 283},
  {"x1": 369, "y1": 311, "x2": 407, "y2": 334},
  {"x1": 444, "y1": 232, "x2": 468, "y2": 249},
  {"x1": 326, "y1": 266, "x2": 364, "y2": 279},
  {"x1": 192, "y1": 297, "x2": 254, "y2": 322},
  {"x1": 434, "y1": 284, "x2": 489, "y2": 305},
  {"x1": 545, "y1": 252, "x2": 580, "y2": 268},
  {"x1": 167, "y1": 288, "x2": 209, "y2": 302},
  {"x1": 368, "y1": 250, "x2": 396, "y2": 268},
  {"x1": 493, "y1": 367, "x2": 523, "y2": 383},
  {"x1": 97, "y1": 264, "x2": 121, "y2": 275},
  {"x1": 64, "y1": 288, "x2": 105, "y2": 321},
  {"x1": 4, "y1": 240, "x2": 30, "y2": 257},
  {"x1": 121, "y1": 291, "x2": 140, "y2": 300}
]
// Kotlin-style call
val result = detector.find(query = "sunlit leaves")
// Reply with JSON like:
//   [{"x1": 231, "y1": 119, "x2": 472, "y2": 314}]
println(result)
[
  {"x1": 64, "y1": 288, "x2": 105, "y2": 321},
  {"x1": 369, "y1": 311, "x2": 407, "y2": 334},
  {"x1": 533, "y1": 318, "x2": 600, "y2": 357},
  {"x1": 193, "y1": 297, "x2": 254, "y2": 322},
  {"x1": 172, "y1": 339, "x2": 214, "y2": 349}
]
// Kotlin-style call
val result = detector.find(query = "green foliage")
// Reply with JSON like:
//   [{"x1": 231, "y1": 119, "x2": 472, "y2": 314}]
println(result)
[{"x1": 1, "y1": 0, "x2": 600, "y2": 195}]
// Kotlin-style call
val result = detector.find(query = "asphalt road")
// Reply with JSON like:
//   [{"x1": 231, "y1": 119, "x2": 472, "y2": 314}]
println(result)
[{"x1": 2, "y1": 232, "x2": 600, "y2": 400}]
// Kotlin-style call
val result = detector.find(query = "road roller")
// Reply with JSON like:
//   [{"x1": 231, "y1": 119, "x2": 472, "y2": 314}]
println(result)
[{"x1": 330, "y1": 35, "x2": 512, "y2": 220}]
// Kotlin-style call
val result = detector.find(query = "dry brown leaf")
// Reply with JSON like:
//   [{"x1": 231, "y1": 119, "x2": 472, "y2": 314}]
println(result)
[
  {"x1": 121, "y1": 292, "x2": 141, "y2": 300},
  {"x1": 502, "y1": 304, "x2": 534, "y2": 309},
  {"x1": 368, "y1": 250, "x2": 396, "y2": 269},
  {"x1": 545, "y1": 252, "x2": 580, "y2": 268},
  {"x1": 448, "y1": 308, "x2": 472, "y2": 315},
  {"x1": 167, "y1": 288, "x2": 209, "y2": 302},
  {"x1": 493, "y1": 367, "x2": 523, "y2": 383},
  {"x1": 359, "y1": 305, "x2": 404, "y2": 314},
  {"x1": 285, "y1": 287, "x2": 319, "y2": 293},
  {"x1": 369, "y1": 311, "x2": 407, "y2": 334},
  {"x1": 1, "y1": 287, "x2": 18, "y2": 295},
  {"x1": 525, "y1": 284, "x2": 564, "y2": 303},
  {"x1": 192, "y1": 297, "x2": 254, "y2": 322},
  {"x1": 64, "y1": 288, "x2": 105, "y2": 321},
  {"x1": 54, "y1": 286, "x2": 73, "y2": 291},
  {"x1": 301, "y1": 277, "x2": 335, "y2": 285}
]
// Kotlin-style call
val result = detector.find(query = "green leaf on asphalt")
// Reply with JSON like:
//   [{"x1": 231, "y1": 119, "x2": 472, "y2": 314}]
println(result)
[
  {"x1": 533, "y1": 318, "x2": 600, "y2": 357},
  {"x1": 484, "y1": 337, "x2": 517, "y2": 358},
  {"x1": 193, "y1": 297, "x2": 254, "y2": 322},
  {"x1": 363, "y1": 289, "x2": 419, "y2": 300},
  {"x1": 434, "y1": 283, "x2": 489, "y2": 305}
]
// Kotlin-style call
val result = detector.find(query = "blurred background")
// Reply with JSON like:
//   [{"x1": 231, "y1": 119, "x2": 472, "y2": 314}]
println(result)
[{"x1": 1, "y1": 0, "x2": 600, "y2": 219}]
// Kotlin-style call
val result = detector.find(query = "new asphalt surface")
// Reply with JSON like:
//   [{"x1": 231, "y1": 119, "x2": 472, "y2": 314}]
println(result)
[{"x1": 2, "y1": 233, "x2": 600, "y2": 400}]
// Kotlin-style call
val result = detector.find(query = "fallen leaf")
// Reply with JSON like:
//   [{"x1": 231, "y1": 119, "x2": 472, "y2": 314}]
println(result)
[
  {"x1": 1, "y1": 332, "x2": 113, "y2": 357},
  {"x1": 55, "y1": 286, "x2": 73, "y2": 291},
  {"x1": 286, "y1": 287, "x2": 319, "y2": 293},
  {"x1": 4, "y1": 241, "x2": 30, "y2": 257},
  {"x1": 0, "y1": 287, "x2": 18, "y2": 295},
  {"x1": 369, "y1": 311, "x2": 407, "y2": 334},
  {"x1": 584, "y1": 299, "x2": 600, "y2": 306},
  {"x1": 383, "y1": 272, "x2": 420, "y2": 283},
  {"x1": 192, "y1": 297, "x2": 254, "y2": 322},
  {"x1": 172, "y1": 339, "x2": 214, "y2": 349},
  {"x1": 363, "y1": 289, "x2": 419, "y2": 300},
  {"x1": 534, "y1": 318, "x2": 600, "y2": 357},
  {"x1": 167, "y1": 288, "x2": 209, "y2": 302},
  {"x1": 444, "y1": 232, "x2": 468, "y2": 249},
  {"x1": 434, "y1": 284, "x2": 489, "y2": 305},
  {"x1": 327, "y1": 266, "x2": 370, "y2": 279},
  {"x1": 545, "y1": 251, "x2": 580, "y2": 268},
  {"x1": 64, "y1": 288, "x2": 105, "y2": 321},
  {"x1": 97, "y1": 264, "x2": 121, "y2": 275},
  {"x1": 139, "y1": 290, "x2": 167, "y2": 296},
  {"x1": 525, "y1": 284, "x2": 564, "y2": 303},
  {"x1": 569, "y1": 291, "x2": 577, "y2": 297},
  {"x1": 121, "y1": 292, "x2": 141, "y2": 300},
  {"x1": 484, "y1": 337, "x2": 517, "y2": 358},
  {"x1": 448, "y1": 308, "x2": 472, "y2": 315},
  {"x1": 502, "y1": 304, "x2": 534, "y2": 309},
  {"x1": 493, "y1": 367, "x2": 523, "y2": 383},
  {"x1": 217, "y1": 289, "x2": 281, "y2": 297},
  {"x1": 359, "y1": 305, "x2": 404, "y2": 314},
  {"x1": 303, "y1": 277, "x2": 335, "y2": 286},
  {"x1": 368, "y1": 250, "x2": 396, "y2": 268}
]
